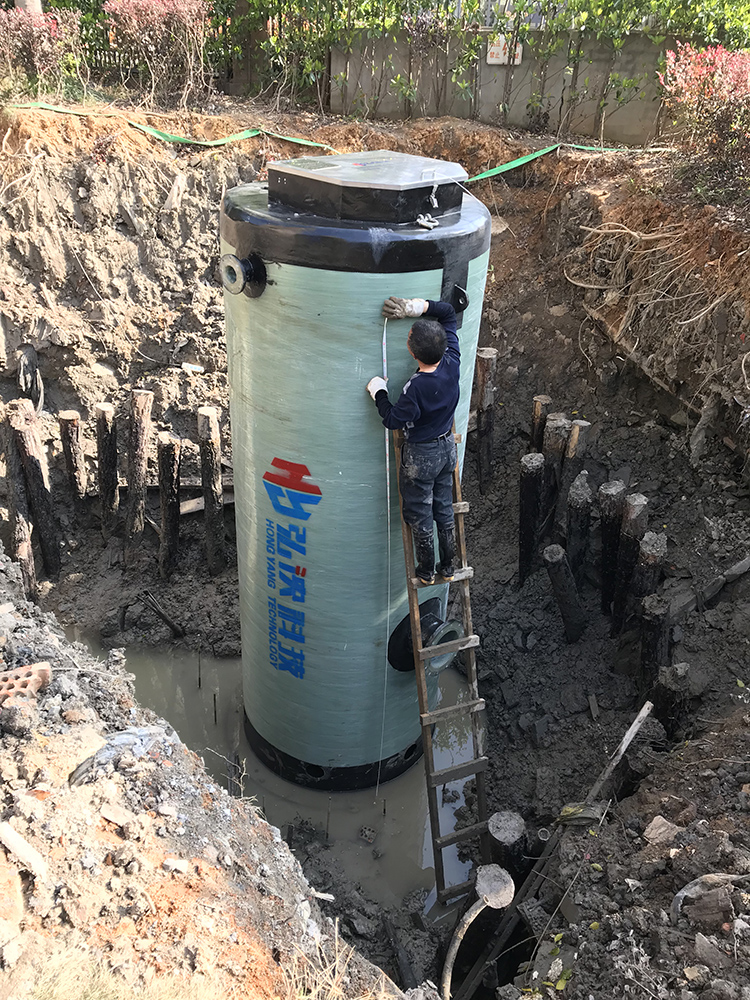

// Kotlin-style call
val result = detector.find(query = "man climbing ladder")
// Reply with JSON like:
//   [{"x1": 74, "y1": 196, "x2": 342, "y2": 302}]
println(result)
[{"x1": 366, "y1": 295, "x2": 459, "y2": 585}]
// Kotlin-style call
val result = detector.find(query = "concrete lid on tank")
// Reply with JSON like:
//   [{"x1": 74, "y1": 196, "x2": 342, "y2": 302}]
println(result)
[{"x1": 268, "y1": 149, "x2": 467, "y2": 189}]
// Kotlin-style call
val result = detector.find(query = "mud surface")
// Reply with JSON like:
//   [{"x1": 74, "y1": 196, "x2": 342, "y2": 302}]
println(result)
[{"x1": 2, "y1": 104, "x2": 750, "y2": 997}]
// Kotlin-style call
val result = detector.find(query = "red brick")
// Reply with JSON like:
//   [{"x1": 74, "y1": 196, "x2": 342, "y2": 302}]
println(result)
[{"x1": 0, "y1": 661, "x2": 52, "y2": 708}]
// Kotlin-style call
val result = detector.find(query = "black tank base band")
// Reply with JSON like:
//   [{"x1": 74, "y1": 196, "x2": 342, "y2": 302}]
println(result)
[{"x1": 243, "y1": 713, "x2": 424, "y2": 791}]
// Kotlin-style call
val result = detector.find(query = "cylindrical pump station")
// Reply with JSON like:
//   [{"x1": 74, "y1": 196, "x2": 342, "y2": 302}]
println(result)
[{"x1": 220, "y1": 150, "x2": 490, "y2": 790}]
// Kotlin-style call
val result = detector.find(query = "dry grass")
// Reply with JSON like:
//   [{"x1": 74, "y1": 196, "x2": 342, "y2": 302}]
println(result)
[
  {"x1": 282, "y1": 923, "x2": 396, "y2": 1000},
  {"x1": 29, "y1": 926, "x2": 396, "y2": 1000},
  {"x1": 30, "y1": 951, "x2": 227, "y2": 1000}
]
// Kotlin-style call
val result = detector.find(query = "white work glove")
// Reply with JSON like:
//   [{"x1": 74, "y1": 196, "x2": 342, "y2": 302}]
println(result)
[
  {"x1": 382, "y1": 297, "x2": 428, "y2": 320},
  {"x1": 366, "y1": 376, "x2": 388, "y2": 399}
]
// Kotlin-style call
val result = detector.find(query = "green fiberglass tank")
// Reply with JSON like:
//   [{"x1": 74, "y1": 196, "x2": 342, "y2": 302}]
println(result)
[{"x1": 220, "y1": 150, "x2": 490, "y2": 790}]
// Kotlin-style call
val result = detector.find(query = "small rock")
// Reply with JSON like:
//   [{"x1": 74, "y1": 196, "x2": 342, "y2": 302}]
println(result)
[
  {"x1": 53, "y1": 675, "x2": 81, "y2": 700},
  {"x1": 348, "y1": 913, "x2": 378, "y2": 937},
  {"x1": 100, "y1": 802, "x2": 137, "y2": 829},
  {"x1": 162, "y1": 858, "x2": 190, "y2": 874},
  {"x1": 0, "y1": 821, "x2": 49, "y2": 883},
  {"x1": 0, "y1": 938, "x2": 23, "y2": 969},
  {"x1": 202, "y1": 844, "x2": 219, "y2": 865},
  {"x1": 0, "y1": 701, "x2": 37, "y2": 737},
  {"x1": 701, "y1": 980, "x2": 739, "y2": 1000},
  {"x1": 112, "y1": 844, "x2": 137, "y2": 868},
  {"x1": 644, "y1": 815, "x2": 683, "y2": 846},
  {"x1": 683, "y1": 965, "x2": 708, "y2": 983},
  {"x1": 157, "y1": 804, "x2": 178, "y2": 819},
  {"x1": 694, "y1": 932, "x2": 732, "y2": 970},
  {"x1": 62, "y1": 709, "x2": 88, "y2": 725}
]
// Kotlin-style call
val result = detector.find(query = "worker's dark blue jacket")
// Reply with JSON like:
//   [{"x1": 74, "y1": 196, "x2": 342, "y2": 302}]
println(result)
[{"x1": 374, "y1": 300, "x2": 459, "y2": 441}]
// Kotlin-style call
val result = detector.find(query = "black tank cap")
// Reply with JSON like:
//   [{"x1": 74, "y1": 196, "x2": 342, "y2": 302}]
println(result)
[{"x1": 268, "y1": 150, "x2": 467, "y2": 224}]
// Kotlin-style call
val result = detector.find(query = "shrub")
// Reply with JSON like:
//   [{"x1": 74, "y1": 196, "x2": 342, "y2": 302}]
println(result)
[
  {"x1": 102, "y1": 0, "x2": 210, "y2": 106},
  {"x1": 660, "y1": 41, "x2": 750, "y2": 169},
  {"x1": 0, "y1": 7, "x2": 82, "y2": 95}
]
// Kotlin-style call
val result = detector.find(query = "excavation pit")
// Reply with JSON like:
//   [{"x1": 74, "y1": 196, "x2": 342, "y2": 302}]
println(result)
[{"x1": 2, "y1": 109, "x2": 750, "y2": 996}]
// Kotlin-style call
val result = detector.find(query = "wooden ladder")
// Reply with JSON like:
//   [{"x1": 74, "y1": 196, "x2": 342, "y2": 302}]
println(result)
[{"x1": 392, "y1": 429, "x2": 491, "y2": 904}]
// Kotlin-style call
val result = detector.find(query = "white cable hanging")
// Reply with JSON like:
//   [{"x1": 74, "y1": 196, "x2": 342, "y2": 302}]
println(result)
[{"x1": 375, "y1": 315, "x2": 390, "y2": 801}]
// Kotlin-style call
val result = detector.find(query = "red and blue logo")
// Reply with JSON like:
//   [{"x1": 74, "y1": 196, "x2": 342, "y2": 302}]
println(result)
[{"x1": 262, "y1": 459, "x2": 322, "y2": 680}]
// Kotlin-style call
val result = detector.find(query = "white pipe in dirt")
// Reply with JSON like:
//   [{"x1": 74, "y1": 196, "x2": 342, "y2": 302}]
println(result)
[{"x1": 441, "y1": 865, "x2": 515, "y2": 1000}]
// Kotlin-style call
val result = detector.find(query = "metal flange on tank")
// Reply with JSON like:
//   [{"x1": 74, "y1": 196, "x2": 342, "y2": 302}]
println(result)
[{"x1": 220, "y1": 150, "x2": 490, "y2": 790}]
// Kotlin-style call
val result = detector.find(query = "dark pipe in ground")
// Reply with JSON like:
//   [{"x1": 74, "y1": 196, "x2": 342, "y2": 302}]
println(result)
[
  {"x1": 530, "y1": 394, "x2": 552, "y2": 453},
  {"x1": 543, "y1": 543, "x2": 586, "y2": 642},
  {"x1": 58, "y1": 409, "x2": 87, "y2": 507},
  {"x1": 555, "y1": 419, "x2": 591, "y2": 533},
  {"x1": 641, "y1": 593, "x2": 670, "y2": 687},
  {"x1": 1, "y1": 406, "x2": 37, "y2": 599},
  {"x1": 611, "y1": 493, "x2": 649, "y2": 636},
  {"x1": 125, "y1": 389, "x2": 154, "y2": 559},
  {"x1": 95, "y1": 401, "x2": 119, "y2": 542},
  {"x1": 158, "y1": 431, "x2": 181, "y2": 580},
  {"x1": 598, "y1": 479, "x2": 626, "y2": 614},
  {"x1": 7, "y1": 398, "x2": 60, "y2": 578},
  {"x1": 566, "y1": 470, "x2": 592, "y2": 584},
  {"x1": 626, "y1": 531, "x2": 667, "y2": 624},
  {"x1": 475, "y1": 348, "x2": 498, "y2": 495},
  {"x1": 542, "y1": 413, "x2": 571, "y2": 510},
  {"x1": 518, "y1": 453, "x2": 545, "y2": 586}
]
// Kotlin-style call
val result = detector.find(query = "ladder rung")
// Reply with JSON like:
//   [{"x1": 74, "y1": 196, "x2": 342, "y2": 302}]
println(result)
[
  {"x1": 435, "y1": 820, "x2": 489, "y2": 850},
  {"x1": 437, "y1": 878, "x2": 475, "y2": 904},
  {"x1": 421, "y1": 698, "x2": 485, "y2": 726},
  {"x1": 453, "y1": 501, "x2": 469, "y2": 514},
  {"x1": 419, "y1": 634, "x2": 479, "y2": 661},
  {"x1": 428, "y1": 756, "x2": 488, "y2": 787},
  {"x1": 410, "y1": 566, "x2": 474, "y2": 589}
]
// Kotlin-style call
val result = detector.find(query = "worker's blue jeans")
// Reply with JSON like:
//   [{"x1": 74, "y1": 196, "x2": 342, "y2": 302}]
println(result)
[{"x1": 400, "y1": 435, "x2": 456, "y2": 533}]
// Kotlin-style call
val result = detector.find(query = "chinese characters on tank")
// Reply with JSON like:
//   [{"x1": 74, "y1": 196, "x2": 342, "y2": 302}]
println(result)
[{"x1": 262, "y1": 459, "x2": 322, "y2": 680}]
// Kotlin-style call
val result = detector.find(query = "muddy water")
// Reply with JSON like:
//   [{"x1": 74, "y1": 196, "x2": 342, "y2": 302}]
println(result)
[{"x1": 78, "y1": 636, "x2": 479, "y2": 913}]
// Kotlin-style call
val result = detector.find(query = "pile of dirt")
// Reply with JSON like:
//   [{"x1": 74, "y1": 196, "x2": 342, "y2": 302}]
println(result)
[{"x1": 0, "y1": 551, "x2": 396, "y2": 998}]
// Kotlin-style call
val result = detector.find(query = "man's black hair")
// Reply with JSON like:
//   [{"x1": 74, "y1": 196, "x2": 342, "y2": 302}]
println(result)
[{"x1": 409, "y1": 319, "x2": 447, "y2": 365}]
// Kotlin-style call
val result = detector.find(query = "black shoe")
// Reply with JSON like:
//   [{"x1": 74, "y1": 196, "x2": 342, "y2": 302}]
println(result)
[
  {"x1": 413, "y1": 530, "x2": 435, "y2": 585},
  {"x1": 437, "y1": 525, "x2": 456, "y2": 581}
]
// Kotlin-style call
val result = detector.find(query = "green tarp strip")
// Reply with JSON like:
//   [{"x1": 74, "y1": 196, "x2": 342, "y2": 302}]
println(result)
[
  {"x1": 467, "y1": 141, "x2": 624, "y2": 182},
  {"x1": 468, "y1": 143, "x2": 562, "y2": 181},
  {"x1": 8, "y1": 102, "x2": 338, "y2": 151},
  {"x1": 128, "y1": 122, "x2": 262, "y2": 146}
]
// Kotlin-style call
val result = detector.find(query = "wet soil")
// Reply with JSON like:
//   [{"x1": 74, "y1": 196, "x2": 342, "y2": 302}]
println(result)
[{"x1": 2, "y1": 102, "x2": 750, "y2": 998}]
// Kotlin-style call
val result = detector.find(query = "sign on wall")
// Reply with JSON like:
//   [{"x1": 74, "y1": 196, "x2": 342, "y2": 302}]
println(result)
[{"x1": 487, "y1": 36, "x2": 523, "y2": 65}]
